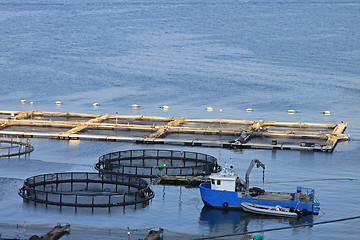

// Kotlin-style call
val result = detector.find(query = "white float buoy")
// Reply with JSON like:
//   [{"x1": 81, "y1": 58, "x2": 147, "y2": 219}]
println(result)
[
  {"x1": 206, "y1": 107, "x2": 213, "y2": 111},
  {"x1": 288, "y1": 109, "x2": 295, "y2": 114},
  {"x1": 55, "y1": 101, "x2": 62, "y2": 105},
  {"x1": 20, "y1": 100, "x2": 26, "y2": 103},
  {"x1": 323, "y1": 111, "x2": 331, "y2": 115},
  {"x1": 93, "y1": 103, "x2": 99, "y2": 107},
  {"x1": 246, "y1": 108, "x2": 253, "y2": 112},
  {"x1": 132, "y1": 104, "x2": 140, "y2": 109},
  {"x1": 30, "y1": 101, "x2": 33, "y2": 105}
]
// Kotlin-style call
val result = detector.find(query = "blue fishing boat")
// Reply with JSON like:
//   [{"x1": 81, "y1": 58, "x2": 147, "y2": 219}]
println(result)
[{"x1": 199, "y1": 159, "x2": 320, "y2": 215}]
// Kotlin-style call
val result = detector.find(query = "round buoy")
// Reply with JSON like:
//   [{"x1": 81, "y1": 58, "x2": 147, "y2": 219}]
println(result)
[
  {"x1": 253, "y1": 234, "x2": 263, "y2": 240},
  {"x1": 30, "y1": 101, "x2": 33, "y2": 105},
  {"x1": 93, "y1": 103, "x2": 99, "y2": 107},
  {"x1": 20, "y1": 100, "x2": 26, "y2": 104},
  {"x1": 206, "y1": 107, "x2": 213, "y2": 111},
  {"x1": 246, "y1": 108, "x2": 253, "y2": 112},
  {"x1": 132, "y1": 104, "x2": 140, "y2": 109},
  {"x1": 288, "y1": 109, "x2": 295, "y2": 114},
  {"x1": 55, "y1": 101, "x2": 62, "y2": 105},
  {"x1": 323, "y1": 111, "x2": 331, "y2": 115}
]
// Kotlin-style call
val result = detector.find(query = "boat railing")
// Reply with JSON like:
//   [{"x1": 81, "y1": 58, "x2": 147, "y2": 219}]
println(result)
[
  {"x1": 300, "y1": 187, "x2": 316, "y2": 202},
  {"x1": 313, "y1": 196, "x2": 320, "y2": 206}
]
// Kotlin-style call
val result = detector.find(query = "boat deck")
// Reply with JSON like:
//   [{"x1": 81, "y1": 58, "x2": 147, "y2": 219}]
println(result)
[
  {"x1": 253, "y1": 192, "x2": 312, "y2": 202},
  {"x1": 255, "y1": 192, "x2": 294, "y2": 201}
]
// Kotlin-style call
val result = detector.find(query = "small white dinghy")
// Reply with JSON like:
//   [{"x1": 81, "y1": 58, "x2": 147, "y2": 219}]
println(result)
[{"x1": 241, "y1": 202, "x2": 298, "y2": 218}]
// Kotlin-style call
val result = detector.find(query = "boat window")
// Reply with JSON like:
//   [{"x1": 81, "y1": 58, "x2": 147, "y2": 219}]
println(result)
[
  {"x1": 217, "y1": 180, "x2": 221, "y2": 185},
  {"x1": 211, "y1": 179, "x2": 215, "y2": 184}
]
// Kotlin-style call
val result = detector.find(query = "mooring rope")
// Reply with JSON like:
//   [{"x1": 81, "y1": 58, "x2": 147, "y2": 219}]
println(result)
[
  {"x1": 201, "y1": 190, "x2": 225, "y2": 199},
  {"x1": 252, "y1": 177, "x2": 359, "y2": 184},
  {"x1": 195, "y1": 215, "x2": 360, "y2": 239}
]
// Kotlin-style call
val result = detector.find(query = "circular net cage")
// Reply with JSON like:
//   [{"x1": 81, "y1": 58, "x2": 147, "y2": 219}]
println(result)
[
  {"x1": 18, "y1": 172, "x2": 154, "y2": 208},
  {"x1": 95, "y1": 149, "x2": 221, "y2": 178},
  {"x1": 0, "y1": 137, "x2": 34, "y2": 158}
]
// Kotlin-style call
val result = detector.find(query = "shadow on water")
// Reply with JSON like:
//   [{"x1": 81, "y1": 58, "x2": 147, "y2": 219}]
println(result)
[
  {"x1": 20, "y1": 199, "x2": 151, "y2": 216},
  {"x1": 199, "y1": 206, "x2": 313, "y2": 235}
]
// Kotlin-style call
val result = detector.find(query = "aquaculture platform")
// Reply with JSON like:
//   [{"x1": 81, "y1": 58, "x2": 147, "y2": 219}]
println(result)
[{"x1": 0, "y1": 110, "x2": 349, "y2": 152}]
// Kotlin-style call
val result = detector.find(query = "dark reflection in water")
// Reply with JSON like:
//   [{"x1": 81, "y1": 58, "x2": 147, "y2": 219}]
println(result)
[{"x1": 199, "y1": 206, "x2": 313, "y2": 235}]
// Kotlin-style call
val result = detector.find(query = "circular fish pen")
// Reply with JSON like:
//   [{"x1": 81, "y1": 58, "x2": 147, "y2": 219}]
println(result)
[
  {"x1": 95, "y1": 149, "x2": 220, "y2": 178},
  {"x1": 18, "y1": 172, "x2": 154, "y2": 209},
  {"x1": 0, "y1": 137, "x2": 34, "y2": 158}
]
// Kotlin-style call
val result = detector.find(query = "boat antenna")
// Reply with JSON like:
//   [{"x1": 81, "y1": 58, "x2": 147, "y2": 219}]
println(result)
[{"x1": 229, "y1": 158, "x2": 234, "y2": 173}]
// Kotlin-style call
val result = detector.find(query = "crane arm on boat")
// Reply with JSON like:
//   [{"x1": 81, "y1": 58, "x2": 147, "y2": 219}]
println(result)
[{"x1": 245, "y1": 159, "x2": 265, "y2": 195}]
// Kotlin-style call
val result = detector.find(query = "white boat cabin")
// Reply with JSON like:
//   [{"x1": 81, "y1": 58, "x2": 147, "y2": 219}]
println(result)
[{"x1": 209, "y1": 166, "x2": 244, "y2": 192}]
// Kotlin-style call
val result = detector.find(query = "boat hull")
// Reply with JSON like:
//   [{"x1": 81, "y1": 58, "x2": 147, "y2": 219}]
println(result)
[
  {"x1": 199, "y1": 183, "x2": 320, "y2": 214},
  {"x1": 240, "y1": 202, "x2": 298, "y2": 218}
]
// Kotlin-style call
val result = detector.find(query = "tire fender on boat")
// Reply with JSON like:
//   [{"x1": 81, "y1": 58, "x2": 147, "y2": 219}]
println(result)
[
  {"x1": 300, "y1": 209, "x2": 308, "y2": 215},
  {"x1": 223, "y1": 202, "x2": 229, "y2": 208}
]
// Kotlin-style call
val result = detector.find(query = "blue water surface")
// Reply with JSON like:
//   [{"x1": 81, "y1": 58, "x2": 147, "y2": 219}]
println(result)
[{"x1": 0, "y1": 0, "x2": 359, "y2": 239}]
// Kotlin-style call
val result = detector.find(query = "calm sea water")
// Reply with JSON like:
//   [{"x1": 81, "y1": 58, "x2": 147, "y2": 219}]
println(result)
[{"x1": 0, "y1": 0, "x2": 359, "y2": 239}]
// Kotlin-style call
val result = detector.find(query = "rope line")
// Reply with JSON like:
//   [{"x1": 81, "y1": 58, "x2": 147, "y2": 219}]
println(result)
[
  {"x1": 195, "y1": 215, "x2": 360, "y2": 239},
  {"x1": 252, "y1": 177, "x2": 359, "y2": 184},
  {"x1": 202, "y1": 191, "x2": 225, "y2": 199}
]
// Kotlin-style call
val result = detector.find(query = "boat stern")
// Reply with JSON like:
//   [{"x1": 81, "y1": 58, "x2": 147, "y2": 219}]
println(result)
[
  {"x1": 296, "y1": 186, "x2": 320, "y2": 214},
  {"x1": 313, "y1": 201, "x2": 320, "y2": 214}
]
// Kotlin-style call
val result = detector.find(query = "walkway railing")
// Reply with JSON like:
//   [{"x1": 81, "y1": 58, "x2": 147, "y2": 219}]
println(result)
[
  {"x1": 95, "y1": 149, "x2": 220, "y2": 178},
  {"x1": 18, "y1": 172, "x2": 154, "y2": 210},
  {"x1": 0, "y1": 137, "x2": 34, "y2": 158}
]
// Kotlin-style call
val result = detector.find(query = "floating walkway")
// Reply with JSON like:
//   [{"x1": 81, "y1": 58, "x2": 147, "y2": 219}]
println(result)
[
  {"x1": 18, "y1": 172, "x2": 154, "y2": 210},
  {"x1": 0, "y1": 137, "x2": 34, "y2": 158},
  {"x1": 0, "y1": 110, "x2": 350, "y2": 152},
  {"x1": 95, "y1": 149, "x2": 220, "y2": 178}
]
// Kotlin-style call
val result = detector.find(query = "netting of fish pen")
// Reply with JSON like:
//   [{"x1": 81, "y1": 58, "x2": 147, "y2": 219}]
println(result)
[
  {"x1": 94, "y1": 149, "x2": 220, "y2": 178},
  {"x1": 0, "y1": 137, "x2": 34, "y2": 158},
  {"x1": 18, "y1": 172, "x2": 154, "y2": 209}
]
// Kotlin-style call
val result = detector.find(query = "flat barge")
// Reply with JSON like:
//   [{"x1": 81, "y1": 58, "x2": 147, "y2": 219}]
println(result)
[{"x1": 0, "y1": 110, "x2": 349, "y2": 152}]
